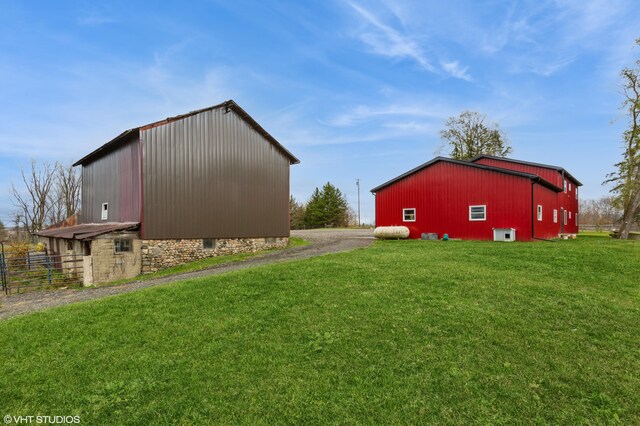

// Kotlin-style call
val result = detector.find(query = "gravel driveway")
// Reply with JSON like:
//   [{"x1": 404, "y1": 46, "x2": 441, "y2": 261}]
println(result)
[{"x1": 0, "y1": 229, "x2": 374, "y2": 321}]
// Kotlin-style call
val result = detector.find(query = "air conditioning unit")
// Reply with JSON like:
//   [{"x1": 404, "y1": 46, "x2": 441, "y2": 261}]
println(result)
[{"x1": 493, "y1": 228, "x2": 516, "y2": 242}]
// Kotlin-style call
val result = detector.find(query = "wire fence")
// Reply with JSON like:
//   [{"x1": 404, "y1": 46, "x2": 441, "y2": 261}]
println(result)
[{"x1": 0, "y1": 243, "x2": 83, "y2": 295}]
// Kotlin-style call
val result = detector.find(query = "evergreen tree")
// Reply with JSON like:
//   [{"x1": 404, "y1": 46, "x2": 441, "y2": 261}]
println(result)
[{"x1": 303, "y1": 183, "x2": 349, "y2": 228}]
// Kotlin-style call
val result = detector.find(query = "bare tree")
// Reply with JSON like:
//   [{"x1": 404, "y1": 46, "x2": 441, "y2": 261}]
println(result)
[
  {"x1": 439, "y1": 111, "x2": 513, "y2": 160},
  {"x1": 49, "y1": 163, "x2": 81, "y2": 225},
  {"x1": 606, "y1": 38, "x2": 640, "y2": 239},
  {"x1": 579, "y1": 197, "x2": 622, "y2": 231},
  {"x1": 11, "y1": 160, "x2": 56, "y2": 234}
]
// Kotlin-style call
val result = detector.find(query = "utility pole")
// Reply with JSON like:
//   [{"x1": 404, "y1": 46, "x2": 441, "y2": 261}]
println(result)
[{"x1": 356, "y1": 178, "x2": 361, "y2": 227}]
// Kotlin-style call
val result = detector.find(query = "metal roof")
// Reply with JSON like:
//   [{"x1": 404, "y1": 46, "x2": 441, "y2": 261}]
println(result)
[
  {"x1": 35, "y1": 222, "x2": 140, "y2": 240},
  {"x1": 73, "y1": 100, "x2": 300, "y2": 166},
  {"x1": 370, "y1": 157, "x2": 562, "y2": 193},
  {"x1": 469, "y1": 155, "x2": 582, "y2": 186}
]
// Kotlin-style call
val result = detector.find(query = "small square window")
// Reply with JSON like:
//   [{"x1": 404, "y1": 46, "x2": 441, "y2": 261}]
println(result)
[
  {"x1": 469, "y1": 205, "x2": 486, "y2": 221},
  {"x1": 114, "y1": 239, "x2": 131, "y2": 253},
  {"x1": 203, "y1": 239, "x2": 216, "y2": 249},
  {"x1": 403, "y1": 208, "x2": 416, "y2": 222},
  {"x1": 537, "y1": 205, "x2": 543, "y2": 221}
]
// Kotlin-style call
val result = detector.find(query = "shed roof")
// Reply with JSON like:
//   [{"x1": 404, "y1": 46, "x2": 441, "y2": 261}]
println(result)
[
  {"x1": 370, "y1": 157, "x2": 562, "y2": 193},
  {"x1": 35, "y1": 222, "x2": 140, "y2": 240},
  {"x1": 73, "y1": 100, "x2": 300, "y2": 166},
  {"x1": 469, "y1": 155, "x2": 582, "y2": 186}
]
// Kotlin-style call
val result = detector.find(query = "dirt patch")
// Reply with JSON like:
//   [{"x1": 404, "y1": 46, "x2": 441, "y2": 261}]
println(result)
[{"x1": 0, "y1": 229, "x2": 374, "y2": 320}]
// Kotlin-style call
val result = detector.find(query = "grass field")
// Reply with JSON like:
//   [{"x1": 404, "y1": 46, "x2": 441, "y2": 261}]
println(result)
[{"x1": 0, "y1": 235, "x2": 638, "y2": 424}]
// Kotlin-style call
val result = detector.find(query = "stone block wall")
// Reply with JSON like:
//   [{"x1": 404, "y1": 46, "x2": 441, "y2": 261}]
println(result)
[
  {"x1": 89, "y1": 232, "x2": 142, "y2": 284},
  {"x1": 141, "y1": 237, "x2": 288, "y2": 274}
]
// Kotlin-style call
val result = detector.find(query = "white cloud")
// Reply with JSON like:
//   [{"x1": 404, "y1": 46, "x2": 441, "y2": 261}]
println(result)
[
  {"x1": 349, "y1": 2, "x2": 435, "y2": 72},
  {"x1": 441, "y1": 61, "x2": 472, "y2": 81},
  {"x1": 347, "y1": 2, "x2": 472, "y2": 81}
]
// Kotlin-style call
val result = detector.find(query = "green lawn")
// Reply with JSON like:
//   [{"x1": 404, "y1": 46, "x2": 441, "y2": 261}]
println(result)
[{"x1": 1, "y1": 235, "x2": 638, "y2": 424}]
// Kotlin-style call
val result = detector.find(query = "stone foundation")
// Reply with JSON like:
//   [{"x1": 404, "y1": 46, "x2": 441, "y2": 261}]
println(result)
[{"x1": 141, "y1": 237, "x2": 288, "y2": 274}]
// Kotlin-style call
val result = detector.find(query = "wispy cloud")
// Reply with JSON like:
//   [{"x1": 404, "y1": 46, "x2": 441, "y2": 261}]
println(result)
[
  {"x1": 349, "y1": 2, "x2": 434, "y2": 72},
  {"x1": 347, "y1": 2, "x2": 472, "y2": 81},
  {"x1": 322, "y1": 104, "x2": 451, "y2": 127},
  {"x1": 440, "y1": 60, "x2": 472, "y2": 81}
]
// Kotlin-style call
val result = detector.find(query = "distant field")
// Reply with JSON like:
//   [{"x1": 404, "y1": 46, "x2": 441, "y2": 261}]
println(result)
[{"x1": 0, "y1": 235, "x2": 638, "y2": 424}]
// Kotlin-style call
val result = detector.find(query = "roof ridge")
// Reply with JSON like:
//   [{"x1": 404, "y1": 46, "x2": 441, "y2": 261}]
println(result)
[{"x1": 371, "y1": 156, "x2": 562, "y2": 193}]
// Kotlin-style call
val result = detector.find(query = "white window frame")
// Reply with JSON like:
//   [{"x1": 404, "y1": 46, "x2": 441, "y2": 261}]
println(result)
[
  {"x1": 569, "y1": 183, "x2": 572, "y2": 192},
  {"x1": 569, "y1": 211, "x2": 572, "y2": 220},
  {"x1": 402, "y1": 208, "x2": 416, "y2": 222},
  {"x1": 553, "y1": 209, "x2": 558, "y2": 223},
  {"x1": 469, "y1": 205, "x2": 486, "y2": 221},
  {"x1": 563, "y1": 210, "x2": 567, "y2": 225},
  {"x1": 576, "y1": 187, "x2": 578, "y2": 200},
  {"x1": 563, "y1": 180, "x2": 567, "y2": 193},
  {"x1": 101, "y1": 203, "x2": 108, "y2": 220},
  {"x1": 537, "y1": 205, "x2": 543, "y2": 221}
]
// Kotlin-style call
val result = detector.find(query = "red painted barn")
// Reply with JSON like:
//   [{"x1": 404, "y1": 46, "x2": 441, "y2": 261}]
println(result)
[{"x1": 371, "y1": 156, "x2": 582, "y2": 241}]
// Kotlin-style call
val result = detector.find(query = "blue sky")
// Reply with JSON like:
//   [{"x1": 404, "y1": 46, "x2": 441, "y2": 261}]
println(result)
[{"x1": 0, "y1": 0, "x2": 638, "y2": 225}]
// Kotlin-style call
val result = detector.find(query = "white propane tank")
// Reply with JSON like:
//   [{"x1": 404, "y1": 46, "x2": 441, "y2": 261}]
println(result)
[{"x1": 374, "y1": 226, "x2": 410, "y2": 239}]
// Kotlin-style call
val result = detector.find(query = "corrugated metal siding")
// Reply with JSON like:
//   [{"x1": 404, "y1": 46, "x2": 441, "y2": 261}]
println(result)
[
  {"x1": 474, "y1": 157, "x2": 564, "y2": 188},
  {"x1": 375, "y1": 161, "x2": 534, "y2": 240},
  {"x1": 476, "y1": 157, "x2": 580, "y2": 234},
  {"x1": 533, "y1": 183, "x2": 561, "y2": 239},
  {"x1": 141, "y1": 107, "x2": 290, "y2": 239},
  {"x1": 79, "y1": 137, "x2": 141, "y2": 223}
]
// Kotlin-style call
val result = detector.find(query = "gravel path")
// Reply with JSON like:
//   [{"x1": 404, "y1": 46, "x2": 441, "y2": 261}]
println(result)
[{"x1": 0, "y1": 229, "x2": 374, "y2": 321}]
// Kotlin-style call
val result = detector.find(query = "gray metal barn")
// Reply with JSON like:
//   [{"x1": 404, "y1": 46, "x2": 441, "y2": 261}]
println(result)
[{"x1": 38, "y1": 100, "x2": 299, "y2": 284}]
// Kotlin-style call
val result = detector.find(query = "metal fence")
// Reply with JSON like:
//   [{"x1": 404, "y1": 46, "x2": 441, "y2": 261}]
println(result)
[{"x1": 0, "y1": 243, "x2": 83, "y2": 295}]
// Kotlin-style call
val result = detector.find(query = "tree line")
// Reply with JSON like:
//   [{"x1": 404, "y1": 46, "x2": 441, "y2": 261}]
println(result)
[{"x1": 290, "y1": 182, "x2": 357, "y2": 230}]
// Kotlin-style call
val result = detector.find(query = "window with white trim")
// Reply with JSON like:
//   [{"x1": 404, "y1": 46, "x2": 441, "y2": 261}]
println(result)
[
  {"x1": 576, "y1": 187, "x2": 578, "y2": 199},
  {"x1": 101, "y1": 203, "x2": 108, "y2": 220},
  {"x1": 553, "y1": 209, "x2": 558, "y2": 223},
  {"x1": 569, "y1": 211, "x2": 572, "y2": 220},
  {"x1": 569, "y1": 183, "x2": 572, "y2": 191},
  {"x1": 563, "y1": 210, "x2": 567, "y2": 225},
  {"x1": 563, "y1": 180, "x2": 567, "y2": 193},
  {"x1": 403, "y1": 208, "x2": 416, "y2": 222},
  {"x1": 537, "y1": 205, "x2": 543, "y2": 221},
  {"x1": 469, "y1": 205, "x2": 486, "y2": 221}
]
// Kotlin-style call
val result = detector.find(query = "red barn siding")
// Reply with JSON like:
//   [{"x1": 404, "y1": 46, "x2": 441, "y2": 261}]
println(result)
[
  {"x1": 533, "y1": 183, "x2": 561, "y2": 239},
  {"x1": 375, "y1": 161, "x2": 535, "y2": 241},
  {"x1": 474, "y1": 157, "x2": 563, "y2": 188},
  {"x1": 475, "y1": 157, "x2": 580, "y2": 235}
]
